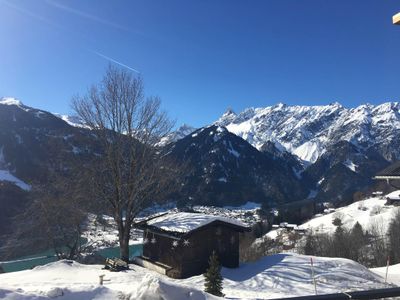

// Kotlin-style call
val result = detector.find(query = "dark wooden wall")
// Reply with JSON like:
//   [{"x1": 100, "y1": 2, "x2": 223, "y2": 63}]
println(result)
[
  {"x1": 142, "y1": 231, "x2": 183, "y2": 271},
  {"x1": 142, "y1": 223, "x2": 241, "y2": 278}
]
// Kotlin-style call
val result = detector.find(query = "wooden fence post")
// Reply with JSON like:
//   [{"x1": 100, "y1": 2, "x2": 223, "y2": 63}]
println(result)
[
  {"x1": 310, "y1": 257, "x2": 317, "y2": 295},
  {"x1": 385, "y1": 256, "x2": 390, "y2": 284}
]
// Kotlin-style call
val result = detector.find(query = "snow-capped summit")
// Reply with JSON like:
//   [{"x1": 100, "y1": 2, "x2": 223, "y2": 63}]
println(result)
[
  {"x1": 0, "y1": 97, "x2": 21, "y2": 105},
  {"x1": 214, "y1": 102, "x2": 400, "y2": 163},
  {"x1": 0, "y1": 97, "x2": 24, "y2": 106},
  {"x1": 157, "y1": 124, "x2": 196, "y2": 146},
  {"x1": 216, "y1": 107, "x2": 237, "y2": 125}
]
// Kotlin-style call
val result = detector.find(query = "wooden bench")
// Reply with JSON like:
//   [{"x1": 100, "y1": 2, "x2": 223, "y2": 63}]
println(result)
[{"x1": 104, "y1": 258, "x2": 128, "y2": 272}]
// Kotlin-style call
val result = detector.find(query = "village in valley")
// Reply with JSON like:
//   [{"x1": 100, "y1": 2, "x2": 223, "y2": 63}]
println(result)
[{"x1": 1, "y1": 2, "x2": 400, "y2": 300}]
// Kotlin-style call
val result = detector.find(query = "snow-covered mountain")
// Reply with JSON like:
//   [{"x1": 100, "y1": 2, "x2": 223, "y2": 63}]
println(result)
[
  {"x1": 162, "y1": 125, "x2": 309, "y2": 207},
  {"x1": 52, "y1": 113, "x2": 87, "y2": 128},
  {"x1": 157, "y1": 124, "x2": 196, "y2": 146},
  {"x1": 215, "y1": 102, "x2": 400, "y2": 163},
  {"x1": 0, "y1": 97, "x2": 101, "y2": 243}
]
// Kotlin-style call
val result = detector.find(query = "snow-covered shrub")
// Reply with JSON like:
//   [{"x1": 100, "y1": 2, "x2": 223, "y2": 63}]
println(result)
[
  {"x1": 47, "y1": 288, "x2": 64, "y2": 298},
  {"x1": 332, "y1": 217, "x2": 342, "y2": 227},
  {"x1": 358, "y1": 201, "x2": 367, "y2": 211},
  {"x1": 370, "y1": 205, "x2": 382, "y2": 216}
]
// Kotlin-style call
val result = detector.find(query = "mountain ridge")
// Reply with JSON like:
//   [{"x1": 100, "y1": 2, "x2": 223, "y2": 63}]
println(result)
[{"x1": 214, "y1": 101, "x2": 400, "y2": 163}]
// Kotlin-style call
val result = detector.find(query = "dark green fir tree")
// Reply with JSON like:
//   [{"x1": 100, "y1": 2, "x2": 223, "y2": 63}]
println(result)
[{"x1": 204, "y1": 251, "x2": 224, "y2": 297}]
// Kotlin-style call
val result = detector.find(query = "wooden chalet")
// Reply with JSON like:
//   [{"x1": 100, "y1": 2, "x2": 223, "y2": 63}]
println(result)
[
  {"x1": 374, "y1": 161, "x2": 400, "y2": 189},
  {"x1": 271, "y1": 222, "x2": 307, "y2": 234},
  {"x1": 134, "y1": 212, "x2": 250, "y2": 279},
  {"x1": 385, "y1": 191, "x2": 400, "y2": 206}
]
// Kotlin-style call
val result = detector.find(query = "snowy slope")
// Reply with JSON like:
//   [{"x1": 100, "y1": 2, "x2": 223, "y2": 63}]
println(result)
[
  {"x1": 215, "y1": 102, "x2": 400, "y2": 163},
  {"x1": 0, "y1": 254, "x2": 389, "y2": 299},
  {"x1": 371, "y1": 263, "x2": 400, "y2": 286},
  {"x1": 52, "y1": 113, "x2": 88, "y2": 128},
  {"x1": 298, "y1": 194, "x2": 398, "y2": 235},
  {"x1": 0, "y1": 260, "x2": 218, "y2": 300},
  {"x1": 264, "y1": 191, "x2": 400, "y2": 241}
]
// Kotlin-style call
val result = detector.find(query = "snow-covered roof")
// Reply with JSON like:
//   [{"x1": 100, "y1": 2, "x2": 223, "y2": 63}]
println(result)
[
  {"x1": 386, "y1": 190, "x2": 400, "y2": 200},
  {"x1": 145, "y1": 212, "x2": 248, "y2": 234}
]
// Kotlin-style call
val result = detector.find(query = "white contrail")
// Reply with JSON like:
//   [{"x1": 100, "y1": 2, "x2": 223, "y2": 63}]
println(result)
[
  {"x1": 92, "y1": 51, "x2": 140, "y2": 74},
  {"x1": 45, "y1": 0, "x2": 141, "y2": 35},
  {"x1": 1, "y1": 0, "x2": 65, "y2": 30}
]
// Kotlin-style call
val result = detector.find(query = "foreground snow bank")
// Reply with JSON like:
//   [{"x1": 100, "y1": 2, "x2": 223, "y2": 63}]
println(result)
[
  {"x1": 0, "y1": 254, "x2": 390, "y2": 299},
  {"x1": 0, "y1": 260, "x2": 217, "y2": 300},
  {"x1": 134, "y1": 275, "x2": 219, "y2": 300},
  {"x1": 181, "y1": 253, "x2": 388, "y2": 299},
  {"x1": 371, "y1": 263, "x2": 400, "y2": 286}
]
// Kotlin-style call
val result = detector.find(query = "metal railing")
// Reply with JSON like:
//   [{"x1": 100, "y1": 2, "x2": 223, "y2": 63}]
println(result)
[{"x1": 270, "y1": 287, "x2": 400, "y2": 300}]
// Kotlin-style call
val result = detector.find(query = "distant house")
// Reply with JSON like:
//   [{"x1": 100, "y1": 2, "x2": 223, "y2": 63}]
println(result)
[
  {"x1": 134, "y1": 212, "x2": 250, "y2": 279},
  {"x1": 385, "y1": 191, "x2": 400, "y2": 206},
  {"x1": 374, "y1": 161, "x2": 400, "y2": 189},
  {"x1": 372, "y1": 191, "x2": 384, "y2": 199},
  {"x1": 271, "y1": 222, "x2": 306, "y2": 234}
]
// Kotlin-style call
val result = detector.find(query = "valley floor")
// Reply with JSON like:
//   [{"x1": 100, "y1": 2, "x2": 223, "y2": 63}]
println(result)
[{"x1": 0, "y1": 253, "x2": 392, "y2": 300}]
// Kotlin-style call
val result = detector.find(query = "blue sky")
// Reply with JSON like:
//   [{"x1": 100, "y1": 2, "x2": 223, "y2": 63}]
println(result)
[{"x1": 0, "y1": 0, "x2": 399, "y2": 128}]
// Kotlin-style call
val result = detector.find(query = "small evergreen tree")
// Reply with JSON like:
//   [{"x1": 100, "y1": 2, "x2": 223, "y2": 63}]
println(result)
[
  {"x1": 204, "y1": 251, "x2": 224, "y2": 297},
  {"x1": 303, "y1": 233, "x2": 316, "y2": 255},
  {"x1": 332, "y1": 225, "x2": 349, "y2": 258},
  {"x1": 349, "y1": 222, "x2": 365, "y2": 262},
  {"x1": 332, "y1": 217, "x2": 343, "y2": 227}
]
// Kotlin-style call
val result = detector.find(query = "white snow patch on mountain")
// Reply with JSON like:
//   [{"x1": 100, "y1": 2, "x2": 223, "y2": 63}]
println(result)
[
  {"x1": 227, "y1": 142, "x2": 240, "y2": 158},
  {"x1": 0, "y1": 170, "x2": 31, "y2": 191},
  {"x1": 292, "y1": 140, "x2": 324, "y2": 163},
  {"x1": 53, "y1": 113, "x2": 88, "y2": 128},
  {"x1": 343, "y1": 159, "x2": 358, "y2": 172}
]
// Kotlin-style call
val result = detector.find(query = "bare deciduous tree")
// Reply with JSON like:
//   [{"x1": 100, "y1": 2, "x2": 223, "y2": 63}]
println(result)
[
  {"x1": 72, "y1": 65, "x2": 178, "y2": 262},
  {"x1": 3, "y1": 171, "x2": 89, "y2": 260},
  {"x1": 369, "y1": 218, "x2": 389, "y2": 267},
  {"x1": 388, "y1": 209, "x2": 400, "y2": 264}
]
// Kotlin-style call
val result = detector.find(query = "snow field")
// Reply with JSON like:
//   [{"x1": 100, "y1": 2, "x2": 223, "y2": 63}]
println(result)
[
  {"x1": 0, "y1": 253, "x2": 390, "y2": 299},
  {"x1": 299, "y1": 195, "x2": 399, "y2": 235}
]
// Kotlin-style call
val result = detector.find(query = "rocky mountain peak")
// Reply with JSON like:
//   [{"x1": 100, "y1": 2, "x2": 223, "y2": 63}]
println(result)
[
  {"x1": 0, "y1": 97, "x2": 24, "y2": 107},
  {"x1": 214, "y1": 101, "x2": 400, "y2": 163}
]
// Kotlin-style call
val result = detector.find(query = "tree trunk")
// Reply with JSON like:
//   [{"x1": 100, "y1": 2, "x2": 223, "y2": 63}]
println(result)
[{"x1": 119, "y1": 224, "x2": 131, "y2": 262}]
